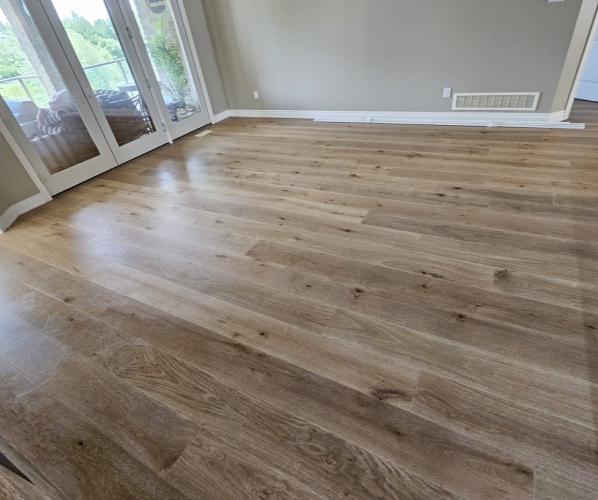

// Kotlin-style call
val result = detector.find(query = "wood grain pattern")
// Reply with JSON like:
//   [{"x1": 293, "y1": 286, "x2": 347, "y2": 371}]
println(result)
[
  {"x1": 411, "y1": 373, "x2": 598, "y2": 479},
  {"x1": 0, "y1": 308, "x2": 73, "y2": 384},
  {"x1": 0, "y1": 358, "x2": 192, "y2": 500},
  {"x1": 0, "y1": 467, "x2": 54, "y2": 500},
  {"x1": 248, "y1": 242, "x2": 597, "y2": 382},
  {"x1": 39, "y1": 354, "x2": 199, "y2": 473},
  {"x1": 322, "y1": 309, "x2": 598, "y2": 428},
  {"x1": 533, "y1": 469, "x2": 598, "y2": 500},
  {"x1": 90, "y1": 262, "x2": 420, "y2": 405},
  {"x1": 0, "y1": 269, "x2": 123, "y2": 354},
  {"x1": 102, "y1": 343, "x2": 471, "y2": 500},
  {"x1": 0, "y1": 435, "x2": 69, "y2": 500},
  {"x1": 164, "y1": 429, "x2": 329, "y2": 500},
  {"x1": 94, "y1": 343, "x2": 520, "y2": 500},
  {"x1": 0, "y1": 100, "x2": 597, "y2": 499}
]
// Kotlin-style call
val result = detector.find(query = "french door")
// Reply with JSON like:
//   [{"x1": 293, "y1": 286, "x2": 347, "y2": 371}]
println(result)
[
  {"x1": 123, "y1": 0, "x2": 211, "y2": 137},
  {"x1": 0, "y1": 0, "x2": 210, "y2": 195}
]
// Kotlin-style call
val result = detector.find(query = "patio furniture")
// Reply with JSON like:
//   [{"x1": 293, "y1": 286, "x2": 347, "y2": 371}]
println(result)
[
  {"x1": 5, "y1": 99, "x2": 41, "y2": 139},
  {"x1": 24, "y1": 90, "x2": 153, "y2": 173}
]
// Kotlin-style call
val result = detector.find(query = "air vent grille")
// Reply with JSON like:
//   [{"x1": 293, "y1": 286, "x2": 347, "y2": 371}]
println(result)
[{"x1": 453, "y1": 93, "x2": 540, "y2": 111}]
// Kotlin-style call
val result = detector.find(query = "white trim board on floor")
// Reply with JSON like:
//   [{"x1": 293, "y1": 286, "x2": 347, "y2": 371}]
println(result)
[
  {"x1": 0, "y1": 193, "x2": 48, "y2": 233},
  {"x1": 224, "y1": 109, "x2": 584, "y2": 129},
  {"x1": 212, "y1": 110, "x2": 231, "y2": 123}
]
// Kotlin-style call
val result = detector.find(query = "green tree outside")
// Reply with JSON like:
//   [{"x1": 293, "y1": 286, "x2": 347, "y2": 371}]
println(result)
[{"x1": 0, "y1": 13, "x2": 132, "y2": 105}]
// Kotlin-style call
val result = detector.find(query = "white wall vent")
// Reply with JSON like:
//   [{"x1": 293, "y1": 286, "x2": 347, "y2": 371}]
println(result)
[{"x1": 453, "y1": 92, "x2": 540, "y2": 111}]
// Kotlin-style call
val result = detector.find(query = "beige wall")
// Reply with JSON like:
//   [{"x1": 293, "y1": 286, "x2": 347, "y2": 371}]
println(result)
[
  {"x1": 0, "y1": 131, "x2": 39, "y2": 216},
  {"x1": 202, "y1": 0, "x2": 591, "y2": 113},
  {"x1": 182, "y1": 0, "x2": 228, "y2": 115}
]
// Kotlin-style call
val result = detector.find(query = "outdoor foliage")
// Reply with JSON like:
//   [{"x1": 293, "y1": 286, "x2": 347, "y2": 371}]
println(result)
[
  {"x1": 0, "y1": 13, "x2": 132, "y2": 106},
  {"x1": 0, "y1": 15, "x2": 48, "y2": 107},
  {"x1": 63, "y1": 14, "x2": 123, "y2": 60},
  {"x1": 147, "y1": 16, "x2": 189, "y2": 106},
  {"x1": 0, "y1": 20, "x2": 35, "y2": 78},
  {"x1": 0, "y1": 7, "x2": 192, "y2": 113}
]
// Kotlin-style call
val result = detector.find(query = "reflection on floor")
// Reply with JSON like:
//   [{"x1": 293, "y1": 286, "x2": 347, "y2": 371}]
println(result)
[{"x1": 0, "y1": 100, "x2": 597, "y2": 499}]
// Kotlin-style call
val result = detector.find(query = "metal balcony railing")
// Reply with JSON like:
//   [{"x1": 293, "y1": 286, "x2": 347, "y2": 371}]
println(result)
[
  {"x1": 0, "y1": 58, "x2": 131, "y2": 103},
  {"x1": 0, "y1": 74, "x2": 39, "y2": 102}
]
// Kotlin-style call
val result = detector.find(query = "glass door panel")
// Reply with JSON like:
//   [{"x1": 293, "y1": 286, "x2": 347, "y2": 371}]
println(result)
[
  {"x1": 0, "y1": 0, "x2": 116, "y2": 194},
  {"x1": 124, "y1": 0, "x2": 210, "y2": 138},
  {"x1": 128, "y1": 0, "x2": 200, "y2": 122},
  {"x1": 48, "y1": 0, "x2": 168, "y2": 156}
]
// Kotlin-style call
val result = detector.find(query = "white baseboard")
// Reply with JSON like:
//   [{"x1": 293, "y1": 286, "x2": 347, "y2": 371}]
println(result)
[
  {"x1": 226, "y1": 109, "x2": 584, "y2": 129},
  {"x1": 228, "y1": 109, "x2": 318, "y2": 120},
  {"x1": 548, "y1": 110, "x2": 568, "y2": 122},
  {"x1": 0, "y1": 193, "x2": 48, "y2": 233},
  {"x1": 212, "y1": 110, "x2": 231, "y2": 123}
]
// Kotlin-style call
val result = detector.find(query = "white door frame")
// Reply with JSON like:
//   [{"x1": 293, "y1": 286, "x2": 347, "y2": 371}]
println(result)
[
  {"x1": 565, "y1": 5, "x2": 598, "y2": 118},
  {"x1": 118, "y1": 0, "x2": 211, "y2": 140},
  {"x1": 37, "y1": 0, "x2": 171, "y2": 163},
  {"x1": 2, "y1": 0, "x2": 121, "y2": 195},
  {"x1": 175, "y1": 0, "x2": 216, "y2": 124}
]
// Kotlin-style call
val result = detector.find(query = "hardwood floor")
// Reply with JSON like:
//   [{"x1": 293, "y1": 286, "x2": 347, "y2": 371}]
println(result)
[{"x1": 1, "y1": 100, "x2": 598, "y2": 499}]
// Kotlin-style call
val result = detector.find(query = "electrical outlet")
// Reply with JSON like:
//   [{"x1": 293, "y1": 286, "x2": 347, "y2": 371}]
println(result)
[
  {"x1": 253, "y1": 91, "x2": 260, "y2": 99},
  {"x1": 443, "y1": 87, "x2": 452, "y2": 98}
]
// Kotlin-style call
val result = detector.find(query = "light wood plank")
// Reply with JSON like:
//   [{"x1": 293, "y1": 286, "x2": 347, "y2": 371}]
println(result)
[
  {"x1": 0, "y1": 467, "x2": 55, "y2": 500},
  {"x1": 416, "y1": 235, "x2": 598, "y2": 286},
  {"x1": 323, "y1": 309, "x2": 598, "y2": 428},
  {"x1": 247, "y1": 238, "x2": 497, "y2": 289},
  {"x1": 40, "y1": 354, "x2": 199, "y2": 473},
  {"x1": 412, "y1": 372, "x2": 598, "y2": 479},
  {"x1": 0, "y1": 358, "x2": 193, "y2": 500},
  {"x1": 1, "y1": 103, "x2": 597, "y2": 498},
  {"x1": 94, "y1": 342, "x2": 531, "y2": 500},
  {"x1": 247, "y1": 241, "x2": 597, "y2": 381},
  {"x1": 88, "y1": 262, "x2": 419, "y2": 404}
]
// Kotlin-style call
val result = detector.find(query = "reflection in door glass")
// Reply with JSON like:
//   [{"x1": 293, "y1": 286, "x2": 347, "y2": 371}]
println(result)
[
  {"x1": 0, "y1": 0, "x2": 100, "y2": 174},
  {"x1": 129, "y1": 0, "x2": 201, "y2": 122},
  {"x1": 51, "y1": 0, "x2": 156, "y2": 146}
]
